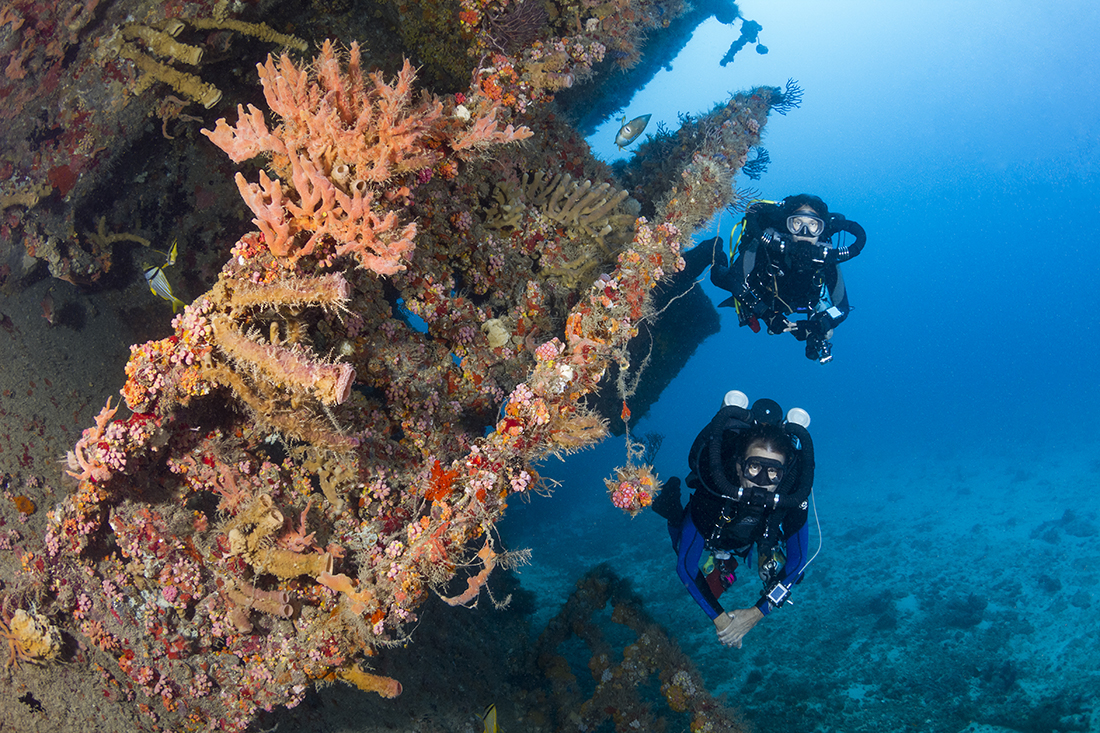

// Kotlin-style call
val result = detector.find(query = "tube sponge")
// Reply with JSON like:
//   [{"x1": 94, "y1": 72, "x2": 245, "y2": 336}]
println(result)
[
  {"x1": 255, "y1": 548, "x2": 333, "y2": 580},
  {"x1": 337, "y1": 667, "x2": 402, "y2": 698}
]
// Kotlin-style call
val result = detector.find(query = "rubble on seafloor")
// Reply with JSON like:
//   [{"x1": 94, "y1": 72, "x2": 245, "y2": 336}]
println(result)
[{"x1": 0, "y1": 0, "x2": 801, "y2": 729}]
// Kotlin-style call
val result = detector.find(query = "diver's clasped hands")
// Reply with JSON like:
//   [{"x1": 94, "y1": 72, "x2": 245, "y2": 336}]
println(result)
[
  {"x1": 765, "y1": 314, "x2": 835, "y2": 345},
  {"x1": 714, "y1": 607, "x2": 764, "y2": 649}
]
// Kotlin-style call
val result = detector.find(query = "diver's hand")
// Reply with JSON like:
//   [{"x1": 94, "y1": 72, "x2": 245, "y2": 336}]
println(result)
[
  {"x1": 715, "y1": 607, "x2": 764, "y2": 648},
  {"x1": 760, "y1": 229, "x2": 789, "y2": 254},
  {"x1": 791, "y1": 240, "x2": 827, "y2": 271},
  {"x1": 793, "y1": 316, "x2": 833, "y2": 341},
  {"x1": 714, "y1": 612, "x2": 735, "y2": 644},
  {"x1": 765, "y1": 313, "x2": 795, "y2": 335}
]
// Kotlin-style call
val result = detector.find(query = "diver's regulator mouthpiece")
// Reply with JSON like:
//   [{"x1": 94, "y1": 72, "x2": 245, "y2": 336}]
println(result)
[{"x1": 722, "y1": 390, "x2": 811, "y2": 428}]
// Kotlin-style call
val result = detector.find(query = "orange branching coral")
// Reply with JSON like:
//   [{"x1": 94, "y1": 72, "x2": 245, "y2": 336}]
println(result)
[
  {"x1": 229, "y1": 151, "x2": 418, "y2": 273},
  {"x1": 449, "y1": 105, "x2": 533, "y2": 153},
  {"x1": 65, "y1": 397, "x2": 120, "y2": 482},
  {"x1": 203, "y1": 40, "x2": 532, "y2": 274}
]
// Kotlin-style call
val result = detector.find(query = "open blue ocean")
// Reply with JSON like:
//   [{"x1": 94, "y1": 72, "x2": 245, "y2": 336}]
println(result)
[{"x1": 503, "y1": 2, "x2": 1100, "y2": 731}]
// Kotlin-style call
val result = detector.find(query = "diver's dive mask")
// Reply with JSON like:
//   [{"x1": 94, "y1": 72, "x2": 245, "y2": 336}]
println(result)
[
  {"x1": 741, "y1": 457, "x2": 785, "y2": 487},
  {"x1": 786, "y1": 213, "x2": 825, "y2": 238}
]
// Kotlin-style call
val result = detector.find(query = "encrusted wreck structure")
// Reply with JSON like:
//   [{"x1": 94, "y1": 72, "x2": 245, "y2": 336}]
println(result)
[
  {"x1": 535, "y1": 565, "x2": 751, "y2": 732},
  {"x1": 0, "y1": 0, "x2": 800, "y2": 729}
]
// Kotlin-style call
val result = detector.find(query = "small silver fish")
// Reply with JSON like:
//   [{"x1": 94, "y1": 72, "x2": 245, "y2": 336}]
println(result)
[
  {"x1": 615, "y1": 113, "x2": 652, "y2": 149},
  {"x1": 144, "y1": 264, "x2": 186, "y2": 313},
  {"x1": 41, "y1": 288, "x2": 55, "y2": 326}
]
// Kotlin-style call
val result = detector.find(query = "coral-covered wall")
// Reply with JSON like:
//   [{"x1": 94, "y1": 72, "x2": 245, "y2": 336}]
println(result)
[{"x1": 0, "y1": 1, "x2": 787, "y2": 729}]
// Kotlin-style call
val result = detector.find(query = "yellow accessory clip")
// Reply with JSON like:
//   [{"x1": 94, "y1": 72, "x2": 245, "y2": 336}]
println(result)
[{"x1": 729, "y1": 199, "x2": 778, "y2": 258}]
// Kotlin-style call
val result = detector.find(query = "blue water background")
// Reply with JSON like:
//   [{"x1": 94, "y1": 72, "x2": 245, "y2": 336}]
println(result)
[
  {"x1": 508, "y1": 0, "x2": 1100, "y2": 526},
  {"x1": 500, "y1": 1, "x2": 1100, "y2": 726}
]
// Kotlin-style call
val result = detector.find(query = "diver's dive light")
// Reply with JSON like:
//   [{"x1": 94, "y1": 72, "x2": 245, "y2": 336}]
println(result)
[
  {"x1": 723, "y1": 390, "x2": 749, "y2": 408},
  {"x1": 786, "y1": 407, "x2": 811, "y2": 428}
]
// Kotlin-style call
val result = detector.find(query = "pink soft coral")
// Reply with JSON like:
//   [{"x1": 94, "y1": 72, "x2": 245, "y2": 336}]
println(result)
[
  {"x1": 277, "y1": 498, "x2": 318, "y2": 553},
  {"x1": 65, "y1": 398, "x2": 120, "y2": 482}
]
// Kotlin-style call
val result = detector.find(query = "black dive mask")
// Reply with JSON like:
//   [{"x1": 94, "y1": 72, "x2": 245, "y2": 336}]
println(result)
[
  {"x1": 787, "y1": 213, "x2": 825, "y2": 238},
  {"x1": 741, "y1": 457, "x2": 785, "y2": 487}
]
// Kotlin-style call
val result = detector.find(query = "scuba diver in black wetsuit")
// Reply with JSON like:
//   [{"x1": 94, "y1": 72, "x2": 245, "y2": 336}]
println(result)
[
  {"x1": 688, "y1": 194, "x2": 867, "y2": 363},
  {"x1": 651, "y1": 391, "x2": 818, "y2": 648}
]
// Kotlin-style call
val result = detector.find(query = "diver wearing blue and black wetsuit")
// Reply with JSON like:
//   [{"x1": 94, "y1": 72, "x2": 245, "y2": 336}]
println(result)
[
  {"x1": 671, "y1": 495, "x2": 809, "y2": 623},
  {"x1": 653, "y1": 396, "x2": 816, "y2": 648}
]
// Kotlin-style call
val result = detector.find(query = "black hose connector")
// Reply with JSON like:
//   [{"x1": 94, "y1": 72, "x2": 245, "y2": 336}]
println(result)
[{"x1": 832, "y1": 218, "x2": 866, "y2": 262}]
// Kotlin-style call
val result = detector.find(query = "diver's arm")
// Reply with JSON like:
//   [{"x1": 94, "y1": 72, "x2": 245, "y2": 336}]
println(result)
[
  {"x1": 674, "y1": 507, "x2": 759, "y2": 647},
  {"x1": 674, "y1": 510, "x2": 725, "y2": 620},
  {"x1": 709, "y1": 244, "x2": 739, "y2": 295},
  {"x1": 716, "y1": 246, "x2": 774, "y2": 319},
  {"x1": 755, "y1": 517, "x2": 810, "y2": 616},
  {"x1": 801, "y1": 266, "x2": 850, "y2": 339},
  {"x1": 824, "y1": 266, "x2": 850, "y2": 325},
  {"x1": 681, "y1": 237, "x2": 726, "y2": 281}
]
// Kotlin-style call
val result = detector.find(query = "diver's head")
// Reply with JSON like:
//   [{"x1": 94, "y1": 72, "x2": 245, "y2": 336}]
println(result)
[
  {"x1": 783, "y1": 194, "x2": 830, "y2": 243},
  {"x1": 787, "y1": 205, "x2": 825, "y2": 242},
  {"x1": 735, "y1": 423, "x2": 793, "y2": 491}
]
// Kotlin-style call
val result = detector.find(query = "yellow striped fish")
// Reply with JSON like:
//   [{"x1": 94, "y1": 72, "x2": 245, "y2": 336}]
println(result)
[
  {"x1": 145, "y1": 238, "x2": 179, "y2": 267},
  {"x1": 144, "y1": 264, "x2": 186, "y2": 313},
  {"x1": 482, "y1": 704, "x2": 498, "y2": 733}
]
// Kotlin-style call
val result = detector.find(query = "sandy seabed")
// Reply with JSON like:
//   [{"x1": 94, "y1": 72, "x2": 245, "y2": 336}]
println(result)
[{"x1": 507, "y1": 441, "x2": 1100, "y2": 733}]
